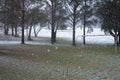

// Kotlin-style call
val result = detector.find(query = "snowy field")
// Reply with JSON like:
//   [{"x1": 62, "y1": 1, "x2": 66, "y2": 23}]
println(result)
[
  {"x1": 0, "y1": 28, "x2": 114, "y2": 45},
  {"x1": 37, "y1": 28, "x2": 114, "y2": 45}
]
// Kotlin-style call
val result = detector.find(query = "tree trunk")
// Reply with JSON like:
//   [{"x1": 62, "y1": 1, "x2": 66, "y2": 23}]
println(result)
[
  {"x1": 4, "y1": 0, "x2": 8, "y2": 35},
  {"x1": 114, "y1": 32, "x2": 118, "y2": 46},
  {"x1": 15, "y1": 26, "x2": 17, "y2": 37},
  {"x1": 53, "y1": 31, "x2": 56, "y2": 43},
  {"x1": 118, "y1": 30, "x2": 120, "y2": 45},
  {"x1": 28, "y1": 26, "x2": 32, "y2": 41},
  {"x1": 33, "y1": 26, "x2": 37, "y2": 37},
  {"x1": 73, "y1": 23, "x2": 76, "y2": 46},
  {"x1": 83, "y1": 21, "x2": 86, "y2": 45},
  {"x1": 72, "y1": 5, "x2": 76, "y2": 46},
  {"x1": 51, "y1": 25, "x2": 55, "y2": 44},
  {"x1": 34, "y1": 33, "x2": 37, "y2": 37},
  {"x1": 12, "y1": 26, "x2": 14, "y2": 36},
  {"x1": 83, "y1": 0, "x2": 87, "y2": 45},
  {"x1": 4, "y1": 26, "x2": 9, "y2": 35},
  {"x1": 119, "y1": 35, "x2": 120, "y2": 45},
  {"x1": 51, "y1": 0, "x2": 55, "y2": 44},
  {"x1": 21, "y1": 0, "x2": 25, "y2": 44}
]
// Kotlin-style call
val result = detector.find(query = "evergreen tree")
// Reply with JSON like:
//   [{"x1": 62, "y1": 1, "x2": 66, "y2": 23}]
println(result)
[{"x1": 96, "y1": 0, "x2": 120, "y2": 45}]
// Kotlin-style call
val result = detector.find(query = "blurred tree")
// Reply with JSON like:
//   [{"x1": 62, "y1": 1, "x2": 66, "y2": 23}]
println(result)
[
  {"x1": 66, "y1": 0, "x2": 82, "y2": 46},
  {"x1": 26, "y1": 7, "x2": 47, "y2": 40},
  {"x1": 0, "y1": 0, "x2": 43, "y2": 43},
  {"x1": 45, "y1": 0, "x2": 67, "y2": 44},
  {"x1": 80, "y1": 0, "x2": 95, "y2": 45},
  {"x1": 96, "y1": 0, "x2": 120, "y2": 45},
  {"x1": 66, "y1": 0, "x2": 94, "y2": 46}
]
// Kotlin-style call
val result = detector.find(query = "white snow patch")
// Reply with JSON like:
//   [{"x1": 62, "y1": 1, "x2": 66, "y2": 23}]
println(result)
[
  {"x1": 0, "y1": 28, "x2": 114, "y2": 45},
  {"x1": 36, "y1": 28, "x2": 114, "y2": 45}
]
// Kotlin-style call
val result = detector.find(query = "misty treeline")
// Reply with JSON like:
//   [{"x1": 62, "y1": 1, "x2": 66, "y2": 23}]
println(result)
[{"x1": 0, "y1": 0, "x2": 120, "y2": 46}]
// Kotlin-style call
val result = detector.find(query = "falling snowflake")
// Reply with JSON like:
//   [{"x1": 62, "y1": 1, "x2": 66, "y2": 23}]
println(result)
[
  {"x1": 55, "y1": 46, "x2": 58, "y2": 50},
  {"x1": 78, "y1": 66, "x2": 81, "y2": 69},
  {"x1": 47, "y1": 49, "x2": 50, "y2": 52},
  {"x1": 32, "y1": 53, "x2": 34, "y2": 56}
]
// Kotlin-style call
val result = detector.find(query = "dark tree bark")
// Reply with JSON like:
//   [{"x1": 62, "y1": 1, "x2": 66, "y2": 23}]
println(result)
[
  {"x1": 51, "y1": 0, "x2": 55, "y2": 44},
  {"x1": 33, "y1": 25, "x2": 42, "y2": 38},
  {"x1": 114, "y1": 32, "x2": 118, "y2": 46},
  {"x1": 28, "y1": 25, "x2": 32, "y2": 41},
  {"x1": 33, "y1": 26, "x2": 37, "y2": 37},
  {"x1": 118, "y1": 30, "x2": 120, "y2": 45},
  {"x1": 53, "y1": 31, "x2": 56, "y2": 43},
  {"x1": 83, "y1": 0, "x2": 87, "y2": 45},
  {"x1": 21, "y1": 0, "x2": 25, "y2": 44},
  {"x1": 4, "y1": 0, "x2": 8, "y2": 35},
  {"x1": 51, "y1": 24, "x2": 55, "y2": 44},
  {"x1": 67, "y1": 0, "x2": 82, "y2": 46},
  {"x1": 12, "y1": 26, "x2": 14, "y2": 36},
  {"x1": 15, "y1": 26, "x2": 18, "y2": 37},
  {"x1": 72, "y1": 5, "x2": 76, "y2": 46},
  {"x1": 4, "y1": 26, "x2": 9, "y2": 35}
]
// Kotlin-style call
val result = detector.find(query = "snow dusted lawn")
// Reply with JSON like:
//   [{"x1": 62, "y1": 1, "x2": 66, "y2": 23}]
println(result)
[
  {"x1": 37, "y1": 28, "x2": 114, "y2": 45},
  {"x1": 0, "y1": 45, "x2": 120, "y2": 80},
  {"x1": 0, "y1": 28, "x2": 114, "y2": 45}
]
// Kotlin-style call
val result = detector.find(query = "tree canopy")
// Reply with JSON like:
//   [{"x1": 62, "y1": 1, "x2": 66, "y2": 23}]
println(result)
[{"x1": 96, "y1": 0, "x2": 120, "y2": 45}]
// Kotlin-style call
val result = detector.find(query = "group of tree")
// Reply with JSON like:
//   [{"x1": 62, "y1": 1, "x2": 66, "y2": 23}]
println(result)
[
  {"x1": 0, "y1": 0, "x2": 120, "y2": 46},
  {"x1": 0, "y1": 0, "x2": 47, "y2": 44}
]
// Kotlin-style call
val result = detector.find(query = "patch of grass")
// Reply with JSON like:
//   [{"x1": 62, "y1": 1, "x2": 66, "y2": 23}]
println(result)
[
  {"x1": 0, "y1": 45, "x2": 120, "y2": 80},
  {"x1": 56, "y1": 38, "x2": 72, "y2": 45},
  {"x1": 0, "y1": 45, "x2": 120, "y2": 67},
  {"x1": 0, "y1": 66, "x2": 36, "y2": 80}
]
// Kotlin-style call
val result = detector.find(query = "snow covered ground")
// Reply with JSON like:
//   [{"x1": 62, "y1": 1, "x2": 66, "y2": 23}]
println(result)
[
  {"x1": 0, "y1": 28, "x2": 114, "y2": 45},
  {"x1": 37, "y1": 28, "x2": 114, "y2": 45}
]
